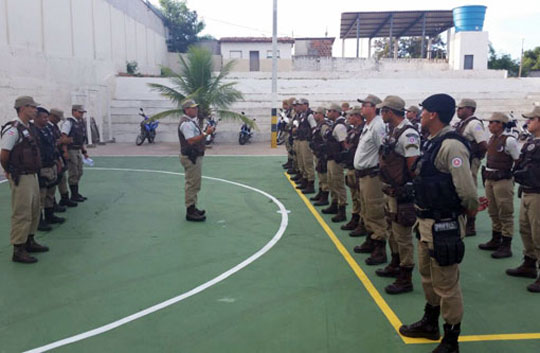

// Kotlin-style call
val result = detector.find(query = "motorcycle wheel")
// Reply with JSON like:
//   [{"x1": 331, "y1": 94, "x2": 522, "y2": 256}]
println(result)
[
  {"x1": 239, "y1": 134, "x2": 248, "y2": 145},
  {"x1": 148, "y1": 131, "x2": 156, "y2": 143},
  {"x1": 135, "y1": 134, "x2": 145, "y2": 146}
]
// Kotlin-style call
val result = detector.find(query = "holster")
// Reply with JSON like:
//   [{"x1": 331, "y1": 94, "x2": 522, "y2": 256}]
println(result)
[
  {"x1": 481, "y1": 166, "x2": 486, "y2": 187},
  {"x1": 430, "y1": 219, "x2": 465, "y2": 266},
  {"x1": 395, "y1": 202, "x2": 416, "y2": 227},
  {"x1": 316, "y1": 157, "x2": 327, "y2": 173}
]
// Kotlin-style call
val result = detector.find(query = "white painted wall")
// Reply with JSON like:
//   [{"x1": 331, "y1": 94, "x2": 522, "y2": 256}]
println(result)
[
  {"x1": 0, "y1": 0, "x2": 168, "y2": 141},
  {"x1": 220, "y1": 42, "x2": 293, "y2": 60},
  {"x1": 449, "y1": 31, "x2": 489, "y2": 71}
]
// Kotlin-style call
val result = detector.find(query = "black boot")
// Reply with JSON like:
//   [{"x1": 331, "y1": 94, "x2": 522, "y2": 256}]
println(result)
[
  {"x1": 186, "y1": 205, "x2": 206, "y2": 222},
  {"x1": 433, "y1": 323, "x2": 460, "y2": 353},
  {"x1": 491, "y1": 236, "x2": 512, "y2": 259},
  {"x1": 313, "y1": 192, "x2": 329, "y2": 206},
  {"x1": 310, "y1": 189, "x2": 323, "y2": 201},
  {"x1": 291, "y1": 174, "x2": 303, "y2": 182},
  {"x1": 506, "y1": 256, "x2": 537, "y2": 278},
  {"x1": 385, "y1": 266, "x2": 414, "y2": 294},
  {"x1": 59, "y1": 193, "x2": 78, "y2": 207},
  {"x1": 341, "y1": 213, "x2": 359, "y2": 231},
  {"x1": 478, "y1": 231, "x2": 502, "y2": 250},
  {"x1": 12, "y1": 244, "x2": 38, "y2": 264},
  {"x1": 527, "y1": 270, "x2": 540, "y2": 293},
  {"x1": 350, "y1": 218, "x2": 369, "y2": 237},
  {"x1": 38, "y1": 212, "x2": 52, "y2": 232},
  {"x1": 354, "y1": 234, "x2": 375, "y2": 253},
  {"x1": 465, "y1": 216, "x2": 476, "y2": 236},
  {"x1": 296, "y1": 178, "x2": 308, "y2": 190},
  {"x1": 194, "y1": 207, "x2": 206, "y2": 216},
  {"x1": 399, "y1": 303, "x2": 441, "y2": 340},
  {"x1": 70, "y1": 185, "x2": 85, "y2": 202},
  {"x1": 53, "y1": 199, "x2": 66, "y2": 213},
  {"x1": 287, "y1": 168, "x2": 298, "y2": 175},
  {"x1": 302, "y1": 181, "x2": 316, "y2": 194},
  {"x1": 26, "y1": 235, "x2": 49, "y2": 253},
  {"x1": 331, "y1": 205, "x2": 347, "y2": 222},
  {"x1": 376, "y1": 253, "x2": 400, "y2": 277},
  {"x1": 45, "y1": 208, "x2": 65, "y2": 224},
  {"x1": 321, "y1": 201, "x2": 338, "y2": 214},
  {"x1": 365, "y1": 239, "x2": 387, "y2": 265}
]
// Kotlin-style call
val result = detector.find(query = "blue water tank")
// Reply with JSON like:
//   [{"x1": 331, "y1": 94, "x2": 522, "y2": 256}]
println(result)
[{"x1": 453, "y1": 5, "x2": 487, "y2": 32}]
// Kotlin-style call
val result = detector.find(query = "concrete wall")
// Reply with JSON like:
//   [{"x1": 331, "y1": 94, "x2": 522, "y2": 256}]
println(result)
[
  {"x1": 449, "y1": 31, "x2": 489, "y2": 71},
  {"x1": 220, "y1": 42, "x2": 293, "y2": 60},
  {"x1": 110, "y1": 74, "x2": 540, "y2": 144},
  {"x1": 0, "y1": 0, "x2": 168, "y2": 141}
]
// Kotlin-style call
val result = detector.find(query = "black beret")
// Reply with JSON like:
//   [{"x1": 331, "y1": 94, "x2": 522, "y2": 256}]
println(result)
[
  {"x1": 420, "y1": 94, "x2": 455, "y2": 123},
  {"x1": 37, "y1": 107, "x2": 50, "y2": 115}
]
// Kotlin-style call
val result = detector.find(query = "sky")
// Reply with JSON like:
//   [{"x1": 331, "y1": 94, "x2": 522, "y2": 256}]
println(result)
[{"x1": 149, "y1": 0, "x2": 540, "y2": 59}]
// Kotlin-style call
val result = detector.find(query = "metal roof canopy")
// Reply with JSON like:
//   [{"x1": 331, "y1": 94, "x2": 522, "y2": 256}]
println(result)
[{"x1": 340, "y1": 10, "x2": 454, "y2": 39}]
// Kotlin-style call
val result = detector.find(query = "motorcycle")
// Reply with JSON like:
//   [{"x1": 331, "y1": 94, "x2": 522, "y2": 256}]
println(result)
[
  {"x1": 276, "y1": 109, "x2": 289, "y2": 145},
  {"x1": 203, "y1": 116, "x2": 220, "y2": 145},
  {"x1": 135, "y1": 108, "x2": 159, "y2": 145},
  {"x1": 239, "y1": 112, "x2": 255, "y2": 145}
]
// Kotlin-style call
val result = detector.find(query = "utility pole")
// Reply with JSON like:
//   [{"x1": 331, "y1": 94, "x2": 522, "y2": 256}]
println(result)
[
  {"x1": 271, "y1": 0, "x2": 278, "y2": 148},
  {"x1": 518, "y1": 38, "x2": 524, "y2": 78}
]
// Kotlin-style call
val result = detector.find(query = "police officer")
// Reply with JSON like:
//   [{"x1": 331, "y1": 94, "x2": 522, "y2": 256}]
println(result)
[
  {"x1": 61, "y1": 104, "x2": 90, "y2": 202},
  {"x1": 309, "y1": 107, "x2": 330, "y2": 205},
  {"x1": 400, "y1": 94, "x2": 478, "y2": 353},
  {"x1": 341, "y1": 106, "x2": 366, "y2": 235},
  {"x1": 506, "y1": 106, "x2": 540, "y2": 292},
  {"x1": 405, "y1": 105, "x2": 421, "y2": 129},
  {"x1": 178, "y1": 99, "x2": 213, "y2": 222},
  {"x1": 455, "y1": 98, "x2": 488, "y2": 236},
  {"x1": 353, "y1": 95, "x2": 388, "y2": 265},
  {"x1": 292, "y1": 98, "x2": 316, "y2": 194},
  {"x1": 479, "y1": 112, "x2": 520, "y2": 258},
  {"x1": 290, "y1": 100, "x2": 304, "y2": 179},
  {"x1": 49, "y1": 108, "x2": 77, "y2": 208},
  {"x1": 0, "y1": 96, "x2": 49, "y2": 263},
  {"x1": 341, "y1": 102, "x2": 350, "y2": 116},
  {"x1": 281, "y1": 99, "x2": 293, "y2": 170},
  {"x1": 376, "y1": 96, "x2": 420, "y2": 294},
  {"x1": 33, "y1": 107, "x2": 65, "y2": 231},
  {"x1": 322, "y1": 103, "x2": 348, "y2": 222}
]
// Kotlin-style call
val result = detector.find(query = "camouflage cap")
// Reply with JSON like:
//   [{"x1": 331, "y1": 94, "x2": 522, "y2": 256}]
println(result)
[
  {"x1": 314, "y1": 107, "x2": 327, "y2": 115},
  {"x1": 14, "y1": 96, "x2": 39, "y2": 108},
  {"x1": 357, "y1": 94, "x2": 382, "y2": 106},
  {"x1": 328, "y1": 103, "x2": 341, "y2": 111},
  {"x1": 346, "y1": 106, "x2": 363, "y2": 116},
  {"x1": 487, "y1": 112, "x2": 509, "y2": 123},
  {"x1": 376, "y1": 95, "x2": 406, "y2": 111},
  {"x1": 406, "y1": 105, "x2": 420, "y2": 113},
  {"x1": 457, "y1": 98, "x2": 477, "y2": 109},
  {"x1": 72, "y1": 104, "x2": 87, "y2": 112},
  {"x1": 49, "y1": 108, "x2": 64, "y2": 119},
  {"x1": 182, "y1": 99, "x2": 199, "y2": 109},
  {"x1": 522, "y1": 106, "x2": 540, "y2": 119}
]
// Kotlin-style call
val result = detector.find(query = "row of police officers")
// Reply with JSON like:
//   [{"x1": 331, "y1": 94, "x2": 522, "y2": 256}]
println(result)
[
  {"x1": 281, "y1": 94, "x2": 540, "y2": 353},
  {"x1": 1, "y1": 96, "x2": 90, "y2": 264}
]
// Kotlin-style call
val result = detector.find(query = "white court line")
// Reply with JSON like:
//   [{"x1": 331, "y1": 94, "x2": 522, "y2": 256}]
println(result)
[{"x1": 25, "y1": 167, "x2": 289, "y2": 353}]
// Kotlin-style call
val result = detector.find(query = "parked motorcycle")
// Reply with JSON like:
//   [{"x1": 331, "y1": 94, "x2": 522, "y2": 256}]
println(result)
[
  {"x1": 203, "y1": 116, "x2": 220, "y2": 145},
  {"x1": 135, "y1": 108, "x2": 159, "y2": 145},
  {"x1": 239, "y1": 112, "x2": 255, "y2": 145},
  {"x1": 276, "y1": 109, "x2": 289, "y2": 145}
]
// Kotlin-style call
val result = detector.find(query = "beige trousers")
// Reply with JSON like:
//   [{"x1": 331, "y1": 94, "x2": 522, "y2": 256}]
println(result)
[
  {"x1": 359, "y1": 175, "x2": 387, "y2": 241},
  {"x1": 296, "y1": 140, "x2": 315, "y2": 181},
  {"x1": 67, "y1": 149, "x2": 83, "y2": 185},
  {"x1": 313, "y1": 156, "x2": 328, "y2": 192},
  {"x1": 9, "y1": 174, "x2": 40, "y2": 245},
  {"x1": 180, "y1": 155, "x2": 202, "y2": 208},
  {"x1": 327, "y1": 160, "x2": 346, "y2": 206},
  {"x1": 519, "y1": 192, "x2": 540, "y2": 263},
  {"x1": 386, "y1": 195, "x2": 415, "y2": 267},
  {"x1": 485, "y1": 178, "x2": 515, "y2": 237},
  {"x1": 345, "y1": 169, "x2": 361, "y2": 215}
]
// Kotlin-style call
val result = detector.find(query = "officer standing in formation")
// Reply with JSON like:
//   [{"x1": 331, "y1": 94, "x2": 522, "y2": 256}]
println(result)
[
  {"x1": 1, "y1": 96, "x2": 49, "y2": 263},
  {"x1": 454, "y1": 98, "x2": 488, "y2": 236},
  {"x1": 507, "y1": 106, "x2": 540, "y2": 292},
  {"x1": 478, "y1": 112, "x2": 520, "y2": 258},
  {"x1": 178, "y1": 99, "x2": 213, "y2": 222},
  {"x1": 292, "y1": 98, "x2": 316, "y2": 194},
  {"x1": 376, "y1": 96, "x2": 420, "y2": 294},
  {"x1": 309, "y1": 107, "x2": 330, "y2": 206},
  {"x1": 61, "y1": 104, "x2": 90, "y2": 203}
]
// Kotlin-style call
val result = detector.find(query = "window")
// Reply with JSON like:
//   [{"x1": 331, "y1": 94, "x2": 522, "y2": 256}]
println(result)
[
  {"x1": 464, "y1": 55, "x2": 474, "y2": 70},
  {"x1": 229, "y1": 51, "x2": 242, "y2": 59},
  {"x1": 266, "y1": 50, "x2": 280, "y2": 59}
]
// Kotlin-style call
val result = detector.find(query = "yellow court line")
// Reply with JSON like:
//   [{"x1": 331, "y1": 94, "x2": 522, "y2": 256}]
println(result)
[{"x1": 285, "y1": 173, "x2": 540, "y2": 344}]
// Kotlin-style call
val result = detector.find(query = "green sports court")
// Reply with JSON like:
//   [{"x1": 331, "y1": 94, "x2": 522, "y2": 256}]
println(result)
[{"x1": 1, "y1": 155, "x2": 539, "y2": 353}]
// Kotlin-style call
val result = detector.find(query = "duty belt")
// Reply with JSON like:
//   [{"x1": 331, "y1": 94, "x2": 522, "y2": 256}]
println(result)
[
  {"x1": 355, "y1": 166, "x2": 379, "y2": 178},
  {"x1": 415, "y1": 208, "x2": 462, "y2": 220}
]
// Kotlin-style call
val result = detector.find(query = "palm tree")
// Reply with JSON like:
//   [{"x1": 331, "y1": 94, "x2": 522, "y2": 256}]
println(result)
[{"x1": 148, "y1": 46, "x2": 252, "y2": 127}]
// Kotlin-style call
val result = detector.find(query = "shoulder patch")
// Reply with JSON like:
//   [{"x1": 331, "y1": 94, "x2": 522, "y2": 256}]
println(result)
[
  {"x1": 406, "y1": 133, "x2": 418, "y2": 138},
  {"x1": 451, "y1": 157, "x2": 463, "y2": 168},
  {"x1": 527, "y1": 144, "x2": 536, "y2": 152},
  {"x1": 7, "y1": 129, "x2": 15, "y2": 136},
  {"x1": 475, "y1": 124, "x2": 484, "y2": 131}
]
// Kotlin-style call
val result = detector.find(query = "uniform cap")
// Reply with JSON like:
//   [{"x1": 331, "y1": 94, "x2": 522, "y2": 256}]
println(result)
[
  {"x1": 457, "y1": 98, "x2": 477, "y2": 109},
  {"x1": 181, "y1": 99, "x2": 199, "y2": 109},
  {"x1": 287, "y1": 97, "x2": 296, "y2": 105},
  {"x1": 49, "y1": 108, "x2": 64, "y2": 119},
  {"x1": 376, "y1": 95, "x2": 405, "y2": 111},
  {"x1": 357, "y1": 94, "x2": 382, "y2": 106},
  {"x1": 522, "y1": 106, "x2": 540, "y2": 119},
  {"x1": 72, "y1": 104, "x2": 87, "y2": 112},
  {"x1": 314, "y1": 107, "x2": 327, "y2": 115},
  {"x1": 328, "y1": 103, "x2": 341, "y2": 111},
  {"x1": 406, "y1": 105, "x2": 420, "y2": 114},
  {"x1": 420, "y1": 93, "x2": 456, "y2": 123},
  {"x1": 487, "y1": 112, "x2": 509, "y2": 123},
  {"x1": 37, "y1": 107, "x2": 50, "y2": 115},
  {"x1": 14, "y1": 96, "x2": 39, "y2": 108},
  {"x1": 347, "y1": 106, "x2": 363, "y2": 116},
  {"x1": 299, "y1": 98, "x2": 309, "y2": 105}
]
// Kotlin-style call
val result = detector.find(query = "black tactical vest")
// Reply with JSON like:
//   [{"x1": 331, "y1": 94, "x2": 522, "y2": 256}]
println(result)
[
  {"x1": 325, "y1": 117, "x2": 349, "y2": 161},
  {"x1": 178, "y1": 116, "x2": 205, "y2": 157},
  {"x1": 309, "y1": 119, "x2": 330, "y2": 156},
  {"x1": 341, "y1": 123, "x2": 363, "y2": 169},
  {"x1": 296, "y1": 110, "x2": 313, "y2": 141},
  {"x1": 67, "y1": 117, "x2": 86, "y2": 149},
  {"x1": 1, "y1": 120, "x2": 41, "y2": 174},
  {"x1": 513, "y1": 139, "x2": 540, "y2": 191},
  {"x1": 34, "y1": 124, "x2": 58, "y2": 167},
  {"x1": 379, "y1": 124, "x2": 417, "y2": 187}
]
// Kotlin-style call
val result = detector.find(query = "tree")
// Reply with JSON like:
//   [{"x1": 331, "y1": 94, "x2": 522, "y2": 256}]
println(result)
[
  {"x1": 373, "y1": 35, "x2": 446, "y2": 59},
  {"x1": 159, "y1": 0, "x2": 209, "y2": 53},
  {"x1": 488, "y1": 44, "x2": 520, "y2": 77},
  {"x1": 521, "y1": 46, "x2": 540, "y2": 76},
  {"x1": 148, "y1": 46, "x2": 252, "y2": 127}
]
